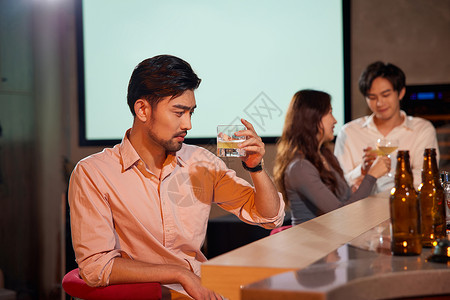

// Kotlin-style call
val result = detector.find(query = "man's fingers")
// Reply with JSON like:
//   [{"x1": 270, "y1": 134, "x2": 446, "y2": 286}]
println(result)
[{"x1": 240, "y1": 118, "x2": 254, "y2": 130}]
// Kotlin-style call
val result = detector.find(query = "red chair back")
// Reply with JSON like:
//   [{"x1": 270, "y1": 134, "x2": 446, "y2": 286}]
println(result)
[
  {"x1": 62, "y1": 268, "x2": 162, "y2": 300},
  {"x1": 269, "y1": 225, "x2": 292, "y2": 235}
]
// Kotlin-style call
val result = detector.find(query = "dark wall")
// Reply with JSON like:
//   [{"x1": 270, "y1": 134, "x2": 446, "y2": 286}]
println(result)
[
  {"x1": 0, "y1": 0, "x2": 39, "y2": 299},
  {"x1": 350, "y1": 0, "x2": 450, "y2": 118}
]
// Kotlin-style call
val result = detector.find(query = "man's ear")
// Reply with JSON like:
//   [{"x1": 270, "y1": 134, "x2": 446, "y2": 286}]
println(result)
[
  {"x1": 398, "y1": 87, "x2": 406, "y2": 101},
  {"x1": 134, "y1": 99, "x2": 151, "y2": 122}
]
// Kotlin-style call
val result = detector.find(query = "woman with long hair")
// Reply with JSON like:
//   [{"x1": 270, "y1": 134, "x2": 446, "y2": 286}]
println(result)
[{"x1": 273, "y1": 90, "x2": 390, "y2": 225}]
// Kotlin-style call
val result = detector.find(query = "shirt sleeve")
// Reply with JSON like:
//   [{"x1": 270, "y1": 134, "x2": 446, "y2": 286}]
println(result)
[
  {"x1": 409, "y1": 120, "x2": 440, "y2": 189},
  {"x1": 211, "y1": 157, "x2": 285, "y2": 229},
  {"x1": 334, "y1": 126, "x2": 364, "y2": 187},
  {"x1": 68, "y1": 162, "x2": 123, "y2": 287},
  {"x1": 286, "y1": 159, "x2": 376, "y2": 216}
]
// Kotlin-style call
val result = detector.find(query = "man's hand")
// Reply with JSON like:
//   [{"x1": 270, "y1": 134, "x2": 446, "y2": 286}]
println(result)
[
  {"x1": 361, "y1": 147, "x2": 379, "y2": 175},
  {"x1": 235, "y1": 119, "x2": 264, "y2": 168},
  {"x1": 178, "y1": 269, "x2": 222, "y2": 300}
]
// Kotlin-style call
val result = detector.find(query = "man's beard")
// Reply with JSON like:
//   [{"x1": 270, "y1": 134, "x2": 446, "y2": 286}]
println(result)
[{"x1": 146, "y1": 129, "x2": 185, "y2": 153}]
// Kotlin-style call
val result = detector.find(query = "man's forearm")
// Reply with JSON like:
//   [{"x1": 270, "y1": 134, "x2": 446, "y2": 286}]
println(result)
[
  {"x1": 109, "y1": 257, "x2": 222, "y2": 299},
  {"x1": 109, "y1": 257, "x2": 188, "y2": 285},
  {"x1": 250, "y1": 170, "x2": 281, "y2": 218}
]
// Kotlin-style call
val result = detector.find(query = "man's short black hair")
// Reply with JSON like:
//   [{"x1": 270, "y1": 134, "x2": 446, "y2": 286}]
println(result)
[
  {"x1": 127, "y1": 55, "x2": 201, "y2": 116},
  {"x1": 358, "y1": 61, "x2": 405, "y2": 97}
]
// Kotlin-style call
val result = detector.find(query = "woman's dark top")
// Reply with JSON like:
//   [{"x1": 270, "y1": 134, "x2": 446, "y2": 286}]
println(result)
[{"x1": 284, "y1": 157, "x2": 376, "y2": 226}]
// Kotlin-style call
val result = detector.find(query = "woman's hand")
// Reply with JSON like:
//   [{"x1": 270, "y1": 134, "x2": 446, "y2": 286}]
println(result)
[{"x1": 351, "y1": 176, "x2": 364, "y2": 192}]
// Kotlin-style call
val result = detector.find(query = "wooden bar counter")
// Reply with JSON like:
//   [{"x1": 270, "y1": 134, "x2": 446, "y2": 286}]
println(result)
[
  {"x1": 202, "y1": 192, "x2": 393, "y2": 300},
  {"x1": 240, "y1": 241, "x2": 450, "y2": 300}
]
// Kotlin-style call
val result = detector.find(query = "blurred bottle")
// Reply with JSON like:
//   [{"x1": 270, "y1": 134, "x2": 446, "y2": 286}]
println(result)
[
  {"x1": 441, "y1": 171, "x2": 450, "y2": 235},
  {"x1": 390, "y1": 150, "x2": 421, "y2": 255},
  {"x1": 418, "y1": 148, "x2": 446, "y2": 247}
]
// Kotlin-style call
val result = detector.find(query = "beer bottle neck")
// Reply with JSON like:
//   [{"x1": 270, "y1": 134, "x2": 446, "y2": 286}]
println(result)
[
  {"x1": 422, "y1": 149, "x2": 440, "y2": 186},
  {"x1": 395, "y1": 157, "x2": 414, "y2": 188},
  {"x1": 422, "y1": 156, "x2": 434, "y2": 183}
]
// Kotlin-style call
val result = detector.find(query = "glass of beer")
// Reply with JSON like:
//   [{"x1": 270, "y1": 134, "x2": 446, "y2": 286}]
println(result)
[
  {"x1": 376, "y1": 138, "x2": 399, "y2": 177},
  {"x1": 217, "y1": 125, "x2": 246, "y2": 157}
]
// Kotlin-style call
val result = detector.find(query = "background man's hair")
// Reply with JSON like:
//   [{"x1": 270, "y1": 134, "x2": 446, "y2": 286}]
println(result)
[{"x1": 358, "y1": 61, "x2": 405, "y2": 97}]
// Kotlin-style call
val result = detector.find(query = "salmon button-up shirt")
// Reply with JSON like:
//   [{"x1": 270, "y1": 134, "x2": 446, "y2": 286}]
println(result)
[{"x1": 68, "y1": 131, "x2": 285, "y2": 286}]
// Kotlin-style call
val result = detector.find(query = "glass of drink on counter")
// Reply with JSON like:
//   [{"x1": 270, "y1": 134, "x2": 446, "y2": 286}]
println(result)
[
  {"x1": 217, "y1": 125, "x2": 246, "y2": 157},
  {"x1": 376, "y1": 138, "x2": 399, "y2": 177}
]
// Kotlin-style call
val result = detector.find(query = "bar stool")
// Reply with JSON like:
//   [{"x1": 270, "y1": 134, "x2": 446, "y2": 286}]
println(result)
[
  {"x1": 269, "y1": 225, "x2": 292, "y2": 235},
  {"x1": 62, "y1": 268, "x2": 162, "y2": 300}
]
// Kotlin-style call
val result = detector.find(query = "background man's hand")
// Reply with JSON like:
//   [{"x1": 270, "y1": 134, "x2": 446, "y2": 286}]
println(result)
[
  {"x1": 361, "y1": 146, "x2": 378, "y2": 175},
  {"x1": 367, "y1": 155, "x2": 391, "y2": 179}
]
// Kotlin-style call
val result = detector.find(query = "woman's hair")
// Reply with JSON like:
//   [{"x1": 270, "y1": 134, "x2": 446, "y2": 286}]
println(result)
[{"x1": 273, "y1": 90, "x2": 344, "y2": 204}]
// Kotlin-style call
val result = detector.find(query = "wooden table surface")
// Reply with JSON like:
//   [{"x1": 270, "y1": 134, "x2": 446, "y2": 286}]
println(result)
[{"x1": 201, "y1": 191, "x2": 391, "y2": 300}]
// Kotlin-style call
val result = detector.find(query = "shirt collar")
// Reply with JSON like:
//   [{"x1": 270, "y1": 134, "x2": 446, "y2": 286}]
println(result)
[
  {"x1": 175, "y1": 149, "x2": 188, "y2": 167},
  {"x1": 119, "y1": 129, "x2": 141, "y2": 171},
  {"x1": 400, "y1": 110, "x2": 413, "y2": 130},
  {"x1": 362, "y1": 114, "x2": 375, "y2": 128},
  {"x1": 119, "y1": 129, "x2": 187, "y2": 171},
  {"x1": 362, "y1": 110, "x2": 412, "y2": 130}
]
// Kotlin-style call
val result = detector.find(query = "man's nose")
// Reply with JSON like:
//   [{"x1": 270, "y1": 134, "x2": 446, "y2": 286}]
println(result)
[
  {"x1": 181, "y1": 114, "x2": 192, "y2": 131},
  {"x1": 376, "y1": 97, "x2": 384, "y2": 106}
]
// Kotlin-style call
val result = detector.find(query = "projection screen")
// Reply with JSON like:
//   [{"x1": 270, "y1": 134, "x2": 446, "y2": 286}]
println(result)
[{"x1": 77, "y1": 0, "x2": 349, "y2": 145}]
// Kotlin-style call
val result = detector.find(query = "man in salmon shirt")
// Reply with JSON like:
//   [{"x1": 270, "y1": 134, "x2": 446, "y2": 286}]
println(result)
[{"x1": 68, "y1": 55, "x2": 285, "y2": 300}]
